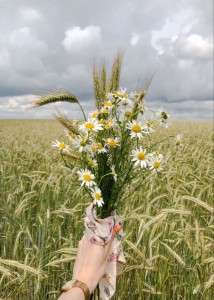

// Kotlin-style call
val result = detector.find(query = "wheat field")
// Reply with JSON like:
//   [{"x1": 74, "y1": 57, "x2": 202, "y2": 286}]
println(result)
[{"x1": 0, "y1": 119, "x2": 213, "y2": 300}]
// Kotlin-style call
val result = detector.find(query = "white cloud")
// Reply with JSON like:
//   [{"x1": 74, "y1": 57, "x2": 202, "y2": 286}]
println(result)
[
  {"x1": 177, "y1": 34, "x2": 213, "y2": 59},
  {"x1": 62, "y1": 26, "x2": 101, "y2": 54},
  {"x1": 130, "y1": 33, "x2": 140, "y2": 46}
]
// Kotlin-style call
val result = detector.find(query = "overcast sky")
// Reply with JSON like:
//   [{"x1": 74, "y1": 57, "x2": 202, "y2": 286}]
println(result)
[{"x1": 0, "y1": 0, "x2": 213, "y2": 120}]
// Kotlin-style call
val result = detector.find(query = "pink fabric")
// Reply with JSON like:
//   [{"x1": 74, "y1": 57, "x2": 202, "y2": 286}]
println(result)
[{"x1": 84, "y1": 203, "x2": 126, "y2": 300}]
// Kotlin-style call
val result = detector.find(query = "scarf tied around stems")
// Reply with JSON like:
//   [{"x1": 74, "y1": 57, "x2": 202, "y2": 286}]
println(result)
[{"x1": 62, "y1": 203, "x2": 126, "y2": 300}]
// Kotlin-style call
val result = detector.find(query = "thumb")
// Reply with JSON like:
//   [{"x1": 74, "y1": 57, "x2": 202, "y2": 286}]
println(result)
[{"x1": 104, "y1": 225, "x2": 122, "y2": 257}]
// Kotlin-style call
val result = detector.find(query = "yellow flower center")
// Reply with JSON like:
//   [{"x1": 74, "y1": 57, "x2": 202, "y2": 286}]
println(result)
[
  {"x1": 88, "y1": 160, "x2": 94, "y2": 166},
  {"x1": 83, "y1": 174, "x2": 91, "y2": 181},
  {"x1": 137, "y1": 152, "x2": 146, "y2": 160},
  {"x1": 105, "y1": 101, "x2": 112, "y2": 107},
  {"x1": 91, "y1": 145, "x2": 96, "y2": 152},
  {"x1": 153, "y1": 161, "x2": 160, "y2": 168},
  {"x1": 108, "y1": 139, "x2": 116, "y2": 148},
  {"x1": 105, "y1": 124, "x2": 111, "y2": 129},
  {"x1": 176, "y1": 140, "x2": 181, "y2": 145},
  {"x1": 98, "y1": 119, "x2": 103, "y2": 124},
  {"x1": 113, "y1": 129, "x2": 118, "y2": 135},
  {"x1": 114, "y1": 92, "x2": 120, "y2": 97},
  {"x1": 59, "y1": 143, "x2": 66, "y2": 149},
  {"x1": 97, "y1": 143, "x2": 103, "y2": 150},
  {"x1": 91, "y1": 112, "x2": 98, "y2": 118},
  {"x1": 132, "y1": 124, "x2": 141, "y2": 133},
  {"x1": 80, "y1": 141, "x2": 86, "y2": 147},
  {"x1": 107, "y1": 119, "x2": 113, "y2": 124},
  {"x1": 146, "y1": 121, "x2": 151, "y2": 127},
  {"x1": 125, "y1": 110, "x2": 132, "y2": 117},
  {"x1": 85, "y1": 122, "x2": 94, "y2": 129},
  {"x1": 102, "y1": 109, "x2": 109, "y2": 114},
  {"x1": 71, "y1": 133, "x2": 77, "y2": 139},
  {"x1": 95, "y1": 193, "x2": 101, "y2": 200},
  {"x1": 123, "y1": 93, "x2": 128, "y2": 98}
]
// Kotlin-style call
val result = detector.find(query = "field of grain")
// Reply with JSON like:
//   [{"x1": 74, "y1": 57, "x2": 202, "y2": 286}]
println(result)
[{"x1": 0, "y1": 119, "x2": 213, "y2": 300}]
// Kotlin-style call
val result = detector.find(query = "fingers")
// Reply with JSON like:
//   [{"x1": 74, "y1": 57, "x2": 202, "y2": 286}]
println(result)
[
  {"x1": 104, "y1": 225, "x2": 122, "y2": 257},
  {"x1": 72, "y1": 237, "x2": 85, "y2": 279}
]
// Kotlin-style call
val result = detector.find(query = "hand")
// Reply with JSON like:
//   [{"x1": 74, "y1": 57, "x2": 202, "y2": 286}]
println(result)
[{"x1": 73, "y1": 225, "x2": 121, "y2": 294}]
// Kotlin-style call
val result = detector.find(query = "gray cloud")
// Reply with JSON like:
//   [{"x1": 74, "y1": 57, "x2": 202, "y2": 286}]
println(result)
[{"x1": 0, "y1": 0, "x2": 213, "y2": 120}]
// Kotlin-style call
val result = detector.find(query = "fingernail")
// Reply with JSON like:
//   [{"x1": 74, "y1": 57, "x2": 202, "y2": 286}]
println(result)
[{"x1": 114, "y1": 225, "x2": 122, "y2": 233}]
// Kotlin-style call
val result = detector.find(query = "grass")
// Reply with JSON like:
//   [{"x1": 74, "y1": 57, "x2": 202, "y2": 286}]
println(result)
[{"x1": 0, "y1": 119, "x2": 213, "y2": 299}]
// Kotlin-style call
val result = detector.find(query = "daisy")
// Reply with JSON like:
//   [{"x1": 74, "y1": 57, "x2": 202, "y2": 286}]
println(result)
[
  {"x1": 104, "y1": 101, "x2": 113, "y2": 110},
  {"x1": 104, "y1": 119, "x2": 114, "y2": 130},
  {"x1": 79, "y1": 118, "x2": 103, "y2": 134},
  {"x1": 77, "y1": 169, "x2": 96, "y2": 188},
  {"x1": 111, "y1": 165, "x2": 117, "y2": 181},
  {"x1": 126, "y1": 120, "x2": 144, "y2": 139},
  {"x1": 89, "y1": 110, "x2": 99, "y2": 119},
  {"x1": 131, "y1": 147, "x2": 150, "y2": 168},
  {"x1": 64, "y1": 129, "x2": 77, "y2": 141},
  {"x1": 87, "y1": 142, "x2": 97, "y2": 156},
  {"x1": 143, "y1": 120, "x2": 154, "y2": 133},
  {"x1": 149, "y1": 150, "x2": 163, "y2": 160},
  {"x1": 173, "y1": 134, "x2": 183, "y2": 148},
  {"x1": 118, "y1": 88, "x2": 132, "y2": 105},
  {"x1": 106, "y1": 137, "x2": 120, "y2": 149},
  {"x1": 96, "y1": 142, "x2": 108, "y2": 154},
  {"x1": 155, "y1": 108, "x2": 170, "y2": 128},
  {"x1": 88, "y1": 159, "x2": 98, "y2": 168},
  {"x1": 91, "y1": 187, "x2": 104, "y2": 207},
  {"x1": 72, "y1": 135, "x2": 88, "y2": 152},
  {"x1": 52, "y1": 140, "x2": 70, "y2": 153},
  {"x1": 100, "y1": 108, "x2": 109, "y2": 115},
  {"x1": 123, "y1": 109, "x2": 132, "y2": 118},
  {"x1": 148, "y1": 157, "x2": 164, "y2": 173}
]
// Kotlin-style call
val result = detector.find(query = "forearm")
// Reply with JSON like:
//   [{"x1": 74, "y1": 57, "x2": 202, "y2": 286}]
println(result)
[{"x1": 58, "y1": 287, "x2": 85, "y2": 300}]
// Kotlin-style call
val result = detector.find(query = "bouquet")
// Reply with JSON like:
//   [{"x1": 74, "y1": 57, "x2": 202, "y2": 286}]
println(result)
[{"x1": 33, "y1": 52, "x2": 183, "y2": 299}]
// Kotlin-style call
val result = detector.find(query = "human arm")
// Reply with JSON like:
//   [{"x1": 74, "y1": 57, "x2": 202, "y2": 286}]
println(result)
[{"x1": 58, "y1": 225, "x2": 121, "y2": 300}]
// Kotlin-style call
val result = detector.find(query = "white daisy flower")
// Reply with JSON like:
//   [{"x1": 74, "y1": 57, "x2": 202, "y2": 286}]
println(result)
[
  {"x1": 148, "y1": 157, "x2": 164, "y2": 173},
  {"x1": 79, "y1": 118, "x2": 103, "y2": 133},
  {"x1": 155, "y1": 107, "x2": 170, "y2": 128},
  {"x1": 143, "y1": 120, "x2": 155, "y2": 133},
  {"x1": 149, "y1": 151, "x2": 163, "y2": 160},
  {"x1": 118, "y1": 88, "x2": 132, "y2": 105},
  {"x1": 111, "y1": 165, "x2": 117, "y2": 182},
  {"x1": 104, "y1": 119, "x2": 114, "y2": 130},
  {"x1": 72, "y1": 135, "x2": 88, "y2": 152},
  {"x1": 77, "y1": 169, "x2": 96, "y2": 188},
  {"x1": 87, "y1": 142, "x2": 97, "y2": 156},
  {"x1": 100, "y1": 108, "x2": 109, "y2": 115},
  {"x1": 129, "y1": 91, "x2": 138, "y2": 99},
  {"x1": 89, "y1": 110, "x2": 99, "y2": 119},
  {"x1": 88, "y1": 159, "x2": 98, "y2": 168},
  {"x1": 131, "y1": 147, "x2": 150, "y2": 168},
  {"x1": 96, "y1": 142, "x2": 108, "y2": 154},
  {"x1": 64, "y1": 129, "x2": 78, "y2": 141},
  {"x1": 173, "y1": 134, "x2": 183, "y2": 148},
  {"x1": 52, "y1": 140, "x2": 70, "y2": 153},
  {"x1": 106, "y1": 137, "x2": 120, "y2": 149},
  {"x1": 126, "y1": 120, "x2": 144, "y2": 139},
  {"x1": 103, "y1": 101, "x2": 113, "y2": 110},
  {"x1": 91, "y1": 187, "x2": 104, "y2": 207}
]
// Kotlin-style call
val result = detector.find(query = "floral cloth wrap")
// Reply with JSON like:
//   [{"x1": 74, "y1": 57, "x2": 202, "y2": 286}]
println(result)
[{"x1": 84, "y1": 203, "x2": 126, "y2": 300}]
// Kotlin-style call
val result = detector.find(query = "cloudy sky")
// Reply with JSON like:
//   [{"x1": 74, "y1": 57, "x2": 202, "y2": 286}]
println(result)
[{"x1": 0, "y1": 0, "x2": 213, "y2": 120}]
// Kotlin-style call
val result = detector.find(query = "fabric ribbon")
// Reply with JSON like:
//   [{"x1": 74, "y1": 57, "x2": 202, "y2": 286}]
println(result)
[{"x1": 84, "y1": 203, "x2": 126, "y2": 300}]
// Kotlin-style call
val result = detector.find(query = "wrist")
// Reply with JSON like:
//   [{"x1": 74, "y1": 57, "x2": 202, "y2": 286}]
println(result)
[{"x1": 76, "y1": 273, "x2": 98, "y2": 294}]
